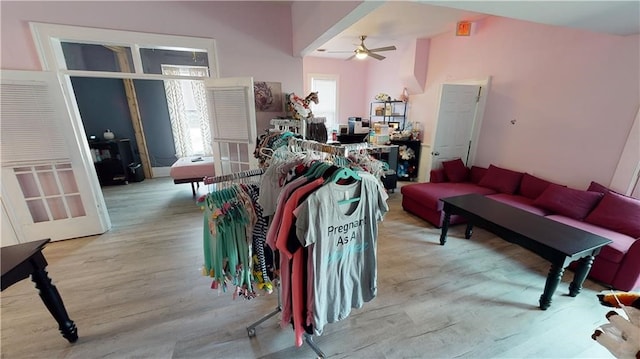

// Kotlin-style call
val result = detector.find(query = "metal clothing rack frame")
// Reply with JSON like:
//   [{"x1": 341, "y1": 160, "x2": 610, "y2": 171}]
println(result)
[
  {"x1": 203, "y1": 168, "x2": 265, "y2": 185},
  {"x1": 270, "y1": 118, "x2": 306, "y2": 139},
  {"x1": 287, "y1": 137, "x2": 369, "y2": 158},
  {"x1": 245, "y1": 283, "x2": 326, "y2": 357}
]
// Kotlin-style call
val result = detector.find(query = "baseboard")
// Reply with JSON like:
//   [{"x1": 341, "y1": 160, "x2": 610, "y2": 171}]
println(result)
[{"x1": 152, "y1": 167, "x2": 171, "y2": 178}]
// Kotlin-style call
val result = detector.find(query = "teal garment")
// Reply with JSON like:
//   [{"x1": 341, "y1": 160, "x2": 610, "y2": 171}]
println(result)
[{"x1": 201, "y1": 184, "x2": 258, "y2": 295}]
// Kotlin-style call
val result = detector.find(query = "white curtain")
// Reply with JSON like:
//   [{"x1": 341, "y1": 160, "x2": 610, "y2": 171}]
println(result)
[{"x1": 162, "y1": 65, "x2": 212, "y2": 157}]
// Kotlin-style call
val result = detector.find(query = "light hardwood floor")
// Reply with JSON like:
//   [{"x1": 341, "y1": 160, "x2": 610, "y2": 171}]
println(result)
[{"x1": 1, "y1": 177, "x2": 614, "y2": 358}]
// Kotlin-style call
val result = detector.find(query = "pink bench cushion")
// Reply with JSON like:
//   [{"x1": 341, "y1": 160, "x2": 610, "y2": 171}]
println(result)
[{"x1": 170, "y1": 157, "x2": 215, "y2": 180}]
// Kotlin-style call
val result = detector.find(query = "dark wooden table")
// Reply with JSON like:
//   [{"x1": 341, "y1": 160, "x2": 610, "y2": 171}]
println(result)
[
  {"x1": 439, "y1": 194, "x2": 612, "y2": 310},
  {"x1": 1, "y1": 239, "x2": 78, "y2": 342}
]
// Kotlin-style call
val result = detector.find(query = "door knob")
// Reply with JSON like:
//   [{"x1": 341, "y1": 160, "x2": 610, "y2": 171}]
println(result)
[{"x1": 432, "y1": 151, "x2": 440, "y2": 156}]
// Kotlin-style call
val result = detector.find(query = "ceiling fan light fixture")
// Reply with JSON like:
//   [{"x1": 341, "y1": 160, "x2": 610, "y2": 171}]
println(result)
[{"x1": 355, "y1": 51, "x2": 368, "y2": 60}]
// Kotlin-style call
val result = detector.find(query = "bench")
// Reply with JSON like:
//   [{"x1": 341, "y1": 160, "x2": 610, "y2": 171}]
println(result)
[{"x1": 170, "y1": 156, "x2": 215, "y2": 196}]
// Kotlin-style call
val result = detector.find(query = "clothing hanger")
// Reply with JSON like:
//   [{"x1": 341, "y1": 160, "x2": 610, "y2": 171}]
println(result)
[{"x1": 330, "y1": 166, "x2": 362, "y2": 205}]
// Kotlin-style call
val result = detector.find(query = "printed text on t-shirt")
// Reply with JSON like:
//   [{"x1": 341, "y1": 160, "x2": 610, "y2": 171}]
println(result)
[{"x1": 328, "y1": 219, "x2": 366, "y2": 246}]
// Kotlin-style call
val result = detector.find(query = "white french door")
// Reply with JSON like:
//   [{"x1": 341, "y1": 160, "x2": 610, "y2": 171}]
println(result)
[
  {"x1": 430, "y1": 84, "x2": 481, "y2": 171},
  {"x1": 1, "y1": 70, "x2": 109, "y2": 245},
  {"x1": 205, "y1": 77, "x2": 258, "y2": 175}
]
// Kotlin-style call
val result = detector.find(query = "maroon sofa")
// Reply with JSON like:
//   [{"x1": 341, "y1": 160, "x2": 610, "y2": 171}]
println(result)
[{"x1": 401, "y1": 160, "x2": 640, "y2": 291}]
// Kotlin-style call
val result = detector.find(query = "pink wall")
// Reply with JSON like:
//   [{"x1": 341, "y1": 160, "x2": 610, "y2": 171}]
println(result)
[
  {"x1": 1, "y1": 1, "x2": 303, "y2": 93},
  {"x1": 417, "y1": 16, "x2": 639, "y2": 189},
  {"x1": 303, "y1": 56, "x2": 369, "y2": 123},
  {"x1": 291, "y1": 1, "x2": 364, "y2": 56}
]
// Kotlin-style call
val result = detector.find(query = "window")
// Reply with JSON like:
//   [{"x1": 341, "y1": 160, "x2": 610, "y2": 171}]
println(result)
[
  {"x1": 309, "y1": 74, "x2": 338, "y2": 133},
  {"x1": 161, "y1": 65, "x2": 212, "y2": 157}
]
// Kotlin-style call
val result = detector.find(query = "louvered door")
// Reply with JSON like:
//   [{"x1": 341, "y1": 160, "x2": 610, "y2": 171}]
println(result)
[
  {"x1": 1, "y1": 70, "x2": 109, "y2": 245},
  {"x1": 205, "y1": 77, "x2": 258, "y2": 175}
]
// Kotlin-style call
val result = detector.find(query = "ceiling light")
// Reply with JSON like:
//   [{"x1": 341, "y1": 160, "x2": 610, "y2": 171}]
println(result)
[{"x1": 355, "y1": 51, "x2": 367, "y2": 60}]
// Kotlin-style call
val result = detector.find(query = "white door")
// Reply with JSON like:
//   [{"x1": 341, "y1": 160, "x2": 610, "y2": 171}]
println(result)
[
  {"x1": 1, "y1": 70, "x2": 110, "y2": 244},
  {"x1": 430, "y1": 84, "x2": 481, "y2": 171},
  {"x1": 205, "y1": 77, "x2": 259, "y2": 175}
]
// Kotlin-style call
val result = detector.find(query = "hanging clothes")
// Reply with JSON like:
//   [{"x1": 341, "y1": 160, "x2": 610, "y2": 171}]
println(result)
[
  {"x1": 295, "y1": 171, "x2": 388, "y2": 336},
  {"x1": 199, "y1": 181, "x2": 274, "y2": 299},
  {"x1": 262, "y1": 143, "x2": 389, "y2": 346}
]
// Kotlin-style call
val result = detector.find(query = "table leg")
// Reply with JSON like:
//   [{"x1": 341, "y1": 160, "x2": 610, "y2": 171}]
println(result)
[
  {"x1": 31, "y1": 254, "x2": 78, "y2": 343},
  {"x1": 465, "y1": 223, "x2": 474, "y2": 239},
  {"x1": 439, "y1": 211, "x2": 451, "y2": 245},
  {"x1": 539, "y1": 262, "x2": 564, "y2": 310},
  {"x1": 569, "y1": 255, "x2": 594, "y2": 297},
  {"x1": 190, "y1": 182, "x2": 196, "y2": 197}
]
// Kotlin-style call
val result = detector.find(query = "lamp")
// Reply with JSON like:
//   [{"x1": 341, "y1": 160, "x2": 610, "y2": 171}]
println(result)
[{"x1": 355, "y1": 50, "x2": 368, "y2": 60}]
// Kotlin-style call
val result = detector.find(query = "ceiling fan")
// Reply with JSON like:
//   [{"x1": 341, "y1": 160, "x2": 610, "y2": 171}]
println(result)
[{"x1": 327, "y1": 35, "x2": 397, "y2": 61}]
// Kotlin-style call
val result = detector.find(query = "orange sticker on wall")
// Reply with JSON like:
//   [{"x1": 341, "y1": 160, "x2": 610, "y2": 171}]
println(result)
[{"x1": 456, "y1": 21, "x2": 472, "y2": 36}]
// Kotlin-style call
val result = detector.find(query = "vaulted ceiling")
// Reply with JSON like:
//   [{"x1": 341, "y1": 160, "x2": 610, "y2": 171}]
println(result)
[{"x1": 307, "y1": 1, "x2": 640, "y2": 60}]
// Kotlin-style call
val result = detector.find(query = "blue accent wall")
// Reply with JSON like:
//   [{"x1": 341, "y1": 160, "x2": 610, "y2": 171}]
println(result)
[
  {"x1": 134, "y1": 79, "x2": 177, "y2": 166},
  {"x1": 71, "y1": 77, "x2": 177, "y2": 167}
]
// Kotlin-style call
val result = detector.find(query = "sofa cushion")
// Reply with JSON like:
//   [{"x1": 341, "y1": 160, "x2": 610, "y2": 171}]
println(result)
[
  {"x1": 486, "y1": 193, "x2": 550, "y2": 216},
  {"x1": 585, "y1": 191, "x2": 640, "y2": 238},
  {"x1": 547, "y1": 214, "x2": 636, "y2": 264},
  {"x1": 430, "y1": 168, "x2": 447, "y2": 183},
  {"x1": 400, "y1": 182, "x2": 496, "y2": 211},
  {"x1": 533, "y1": 184, "x2": 603, "y2": 220},
  {"x1": 478, "y1": 164, "x2": 524, "y2": 194},
  {"x1": 469, "y1": 166, "x2": 487, "y2": 184},
  {"x1": 587, "y1": 181, "x2": 611, "y2": 194},
  {"x1": 587, "y1": 181, "x2": 624, "y2": 196},
  {"x1": 519, "y1": 173, "x2": 553, "y2": 200},
  {"x1": 442, "y1": 158, "x2": 469, "y2": 183}
]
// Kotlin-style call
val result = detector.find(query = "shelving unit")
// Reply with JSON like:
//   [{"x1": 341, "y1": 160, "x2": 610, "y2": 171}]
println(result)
[
  {"x1": 367, "y1": 145, "x2": 398, "y2": 192},
  {"x1": 369, "y1": 100, "x2": 407, "y2": 130},
  {"x1": 391, "y1": 139, "x2": 421, "y2": 181},
  {"x1": 89, "y1": 139, "x2": 135, "y2": 185}
]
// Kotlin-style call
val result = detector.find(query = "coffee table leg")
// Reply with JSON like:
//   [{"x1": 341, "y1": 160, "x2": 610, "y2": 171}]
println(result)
[
  {"x1": 440, "y1": 211, "x2": 451, "y2": 245},
  {"x1": 465, "y1": 223, "x2": 473, "y2": 239},
  {"x1": 539, "y1": 262, "x2": 564, "y2": 310},
  {"x1": 31, "y1": 256, "x2": 78, "y2": 343},
  {"x1": 569, "y1": 255, "x2": 594, "y2": 297}
]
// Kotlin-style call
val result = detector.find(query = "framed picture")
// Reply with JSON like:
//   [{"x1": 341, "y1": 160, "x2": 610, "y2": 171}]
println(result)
[
  {"x1": 388, "y1": 121, "x2": 400, "y2": 131},
  {"x1": 253, "y1": 81, "x2": 283, "y2": 112}
]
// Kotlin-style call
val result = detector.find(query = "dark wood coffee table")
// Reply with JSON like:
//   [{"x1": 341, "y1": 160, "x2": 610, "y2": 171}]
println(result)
[
  {"x1": 1, "y1": 239, "x2": 78, "y2": 342},
  {"x1": 439, "y1": 194, "x2": 612, "y2": 310}
]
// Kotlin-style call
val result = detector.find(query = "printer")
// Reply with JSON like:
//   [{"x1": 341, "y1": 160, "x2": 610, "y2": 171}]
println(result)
[{"x1": 348, "y1": 117, "x2": 370, "y2": 134}]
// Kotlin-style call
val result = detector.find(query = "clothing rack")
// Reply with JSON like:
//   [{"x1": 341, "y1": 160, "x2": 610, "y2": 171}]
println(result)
[
  {"x1": 287, "y1": 137, "x2": 369, "y2": 157},
  {"x1": 245, "y1": 284, "x2": 326, "y2": 357},
  {"x1": 270, "y1": 118, "x2": 306, "y2": 138},
  {"x1": 247, "y1": 137, "x2": 370, "y2": 358},
  {"x1": 203, "y1": 168, "x2": 264, "y2": 185}
]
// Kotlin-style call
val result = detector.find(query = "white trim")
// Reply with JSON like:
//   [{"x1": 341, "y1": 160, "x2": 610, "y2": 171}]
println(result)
[
  {"x1": 30, "y1": 22, "x2": 220, "y2": 78},
  {"x1": 610, "y1": 105, "x2": 640, "y2": 196},
  {"x1": 152, "y1": 167, "x2": 172, "y2": 178},
  {"x1": 442, "y1": 76, "x2": 492, "y2": 166},
  {"x1": 307, "y1": 73, "x2": 340, "y2": 127}
]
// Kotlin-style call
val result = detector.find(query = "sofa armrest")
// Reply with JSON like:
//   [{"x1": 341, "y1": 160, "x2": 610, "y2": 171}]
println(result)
[
  {"x1": 612, "y1": 238, "x2": 640, "y2": 291},
  {"x1": 430, "y1": 168, "x2": 447, "y2": 183}
]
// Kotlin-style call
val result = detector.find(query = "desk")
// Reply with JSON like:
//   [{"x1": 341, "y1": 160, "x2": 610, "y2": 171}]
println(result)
[
  {"x1": 439, "y1": 194, "x2": 612, "y2": 310},
  {"x1": 1, "y1": 239, "x2": 78, "y2": 342}
]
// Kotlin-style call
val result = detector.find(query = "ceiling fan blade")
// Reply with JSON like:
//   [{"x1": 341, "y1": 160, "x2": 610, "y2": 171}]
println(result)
[
  {"x1": 345, "y1": 54, "x2": 356, "y2": 61},
  {"x1": 368, "y1": 52, "x2": 385, "y2": 61},
  {"x1": 368, "y1": 45, "x2": 396, "y2": 52}
]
